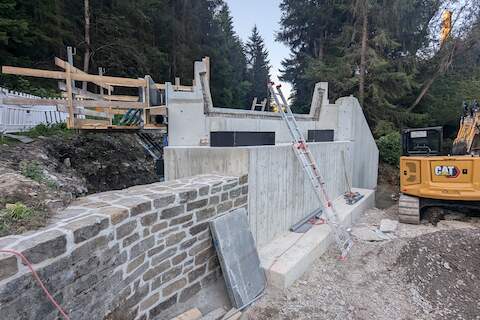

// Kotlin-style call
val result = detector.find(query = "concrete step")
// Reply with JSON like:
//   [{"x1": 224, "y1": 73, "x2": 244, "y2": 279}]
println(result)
[{"x1": 258, "y1": 188, "x2": 375, "y2": 290}]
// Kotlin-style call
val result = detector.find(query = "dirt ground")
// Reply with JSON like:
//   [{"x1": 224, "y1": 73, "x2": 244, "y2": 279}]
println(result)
[
  {"x1": 0, "y1": 131, "x2": 160, "y2": 235},
  {"x1": 376, "y1": 162, "x2": 399, "y2": 209},
  {"x1": 247, "y1": 206, "x2": 480, "y2": 320}
]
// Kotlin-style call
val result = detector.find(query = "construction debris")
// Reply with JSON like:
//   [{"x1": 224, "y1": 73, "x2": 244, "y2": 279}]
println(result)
[
  {"x1": 399, "y1": 229, "x2": 480, "y2": 319},
  {"x1": 201, "y1": 308, "x2": 227, "y2": 320},
  {"x1": 3, "y1": 133, "x2": 34, "y2": 144},
  {"x1": 169, "y1": 308, "x2": 202, "y2": 320},
  {"x1": 221, "y1": 308, "x2": 243, "y2": 320},
  {"x1": 379, "y1": 219, "x2": 399, "y2": 233},
  {"x1": 248, "y1": 207, "x2": 480, "y2": 320},
  {"x1": 351, "y1": 226, "x2": 391, "y2": 242}
]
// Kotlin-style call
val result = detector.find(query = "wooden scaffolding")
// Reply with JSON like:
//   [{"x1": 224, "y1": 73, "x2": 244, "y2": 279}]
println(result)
[{"x1": 1, "y1": 57, "x2": 196, "y2": 131}]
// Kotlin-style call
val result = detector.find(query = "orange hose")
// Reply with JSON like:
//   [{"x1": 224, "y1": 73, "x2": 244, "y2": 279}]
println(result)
[{"x1": 0, "y1": 249, "x2": 71, "y2": 320}]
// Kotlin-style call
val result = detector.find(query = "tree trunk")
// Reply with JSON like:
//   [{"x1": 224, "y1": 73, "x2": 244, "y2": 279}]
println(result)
[
  {"x1": 83, "y1": 0, "x2": 91, "y2": 91},
  {"x1": 359, "y1": 0, "x2": 368, "y2": 106},
  {"x1": 408, "y1": 43, "x2": 457, "y2": 112}
]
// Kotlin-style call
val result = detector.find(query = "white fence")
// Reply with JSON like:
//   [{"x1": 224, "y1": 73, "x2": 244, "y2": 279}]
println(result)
[{"x1": 0, "y1": 87, "x2": 68, "y2": 133}]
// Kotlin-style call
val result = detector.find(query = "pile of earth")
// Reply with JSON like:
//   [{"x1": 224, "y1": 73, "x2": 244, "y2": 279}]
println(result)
[
  {"x1": 0, "y1": 132, "x2": 160, "y2": 235},
  {"x1": 247, "y1": 208, "x2": 480, "y2": 320},
  {"x1": 397, "y1": 229, "x2": 480, "y2": 319}
]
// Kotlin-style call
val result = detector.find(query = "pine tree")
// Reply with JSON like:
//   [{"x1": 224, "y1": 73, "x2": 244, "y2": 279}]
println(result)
[
  {"x1": 277, "y1": 0, "x2": 443, "y2": 124},
  {"x1": 0, "y1": 0, "x2": 28, "y2": 46},
  {"x1": 0, "y1": 0, "x2": 255, "y2": 110},
  {"x1": 209, "y1": 3, "x2": 250, "y2": 108},
  {"x1": 246, "y1": 25, "x2": 271, "y2": 106}
]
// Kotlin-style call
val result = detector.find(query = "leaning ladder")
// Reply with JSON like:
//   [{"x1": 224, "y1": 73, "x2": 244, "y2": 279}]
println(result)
[{"x1": 268, "y1": 83, "x2": 353, "y2": 258}]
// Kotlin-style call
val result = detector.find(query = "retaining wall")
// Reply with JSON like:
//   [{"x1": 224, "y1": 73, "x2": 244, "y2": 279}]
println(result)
[
  {"x1": 0, "y1": 174, "x2": 247, "y2": 320},
  {"x1": 165, "y1": 142, "x2": 353, "y2": 247}
]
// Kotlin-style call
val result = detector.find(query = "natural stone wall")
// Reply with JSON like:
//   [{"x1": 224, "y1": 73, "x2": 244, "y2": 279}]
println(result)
[{"x1": 0, "y1": 174, "x2": 248, "y2": 320}]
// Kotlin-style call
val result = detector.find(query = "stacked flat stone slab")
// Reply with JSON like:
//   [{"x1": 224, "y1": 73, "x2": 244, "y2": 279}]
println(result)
[{"x1": 0, "y1": 174, "x2": 248, "y2": 320}]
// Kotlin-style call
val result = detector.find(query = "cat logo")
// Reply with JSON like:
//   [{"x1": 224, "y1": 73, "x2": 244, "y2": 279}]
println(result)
[{"x1": 434, "y1": 165, "x2": 460, "y2": 178}]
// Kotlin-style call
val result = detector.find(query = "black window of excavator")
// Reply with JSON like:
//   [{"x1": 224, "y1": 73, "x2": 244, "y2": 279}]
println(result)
[{"x1": 402, "y1": 127, "x2": 443, "y2": 156}]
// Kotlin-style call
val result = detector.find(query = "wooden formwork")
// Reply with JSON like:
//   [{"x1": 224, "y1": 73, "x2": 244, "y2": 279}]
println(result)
[{"x1": 1, "y1": 57, "x2": 197, "y2": 131}]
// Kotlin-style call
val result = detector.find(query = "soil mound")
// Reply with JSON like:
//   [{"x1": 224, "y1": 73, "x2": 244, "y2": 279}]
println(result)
[
  {"x1": 397, "y1": 229, "x2": 480, "y2": 319},
  {"x1": 0, "y1": 131, "x2": 160, "y2": 235}
]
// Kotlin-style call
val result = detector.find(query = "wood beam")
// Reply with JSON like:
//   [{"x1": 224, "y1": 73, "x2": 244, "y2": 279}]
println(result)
[
  {"x1": 146, "y1": 106, "x2": 167, "y2": 116},
  {"x1": 2, "y1": 97, "x2": 145, "y2": 109},
  {"x1": 169, "y1": 308, "x2": 202, "y2": 320},
  {"x1": 153, "y1": 83, "x2": 193, "y2": 91},
  {"x1": 55, "y1": 57, "x2": 113, "y2": 91},
  {"x1": 2, "y1": 66, "x2": 147, "y2": 88},
  {"x1": 73, "y1": 119, "x2": 141, "y2": 130},
  {"x1": 65, "y1": 63, "x2": 75, "y2": 128},
  {"x1": 102, "y1": 95, "x2": 139, "y2": 102},
  {"x1": 55, "y1": 105, "x2": 109, "y2": 118},
  {"x1": 58, "y1": 82, "x2": 101, "y2": 100},
  {"x1": 59, "y1": 83, "x2": 139, "y2": 102}
]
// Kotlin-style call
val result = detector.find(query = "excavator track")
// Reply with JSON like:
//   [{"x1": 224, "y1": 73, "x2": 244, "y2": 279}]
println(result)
[{"x1": 398, "y1": 194, "x2": 420, "y2": 224}]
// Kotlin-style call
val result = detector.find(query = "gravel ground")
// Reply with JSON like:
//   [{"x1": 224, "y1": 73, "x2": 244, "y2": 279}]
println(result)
[{"x1": 246, "y1": 206, "x2": 480, "y2": 320}]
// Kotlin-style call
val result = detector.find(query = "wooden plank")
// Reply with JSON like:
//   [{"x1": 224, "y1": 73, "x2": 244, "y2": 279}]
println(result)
[
  {"x1": 73, "y1": 119, "x2": 141, "y2": 130},
  {"x1": 169, "y1": 308, "x2": 202, "y2": 320},
  {"x1": 143, "y1": 124, "x2": 167, "y2": 129},
  {"x1": 55, "y1": 105, "x2": 109, "y2": 118},
  {"x1": 105, "y1": 108, "x2": 129, "y2": 115},
  {"x1": 251, "y1": 97, "x2": 258, "y2": 111},
  {"x1": 74, "y1": 118, "x2": 110, "y2": 126},
  {"x1": 65, "y1": 64, "x2": 75, "y2": 128},
  {"x1": 59, "y1": 82, "x2": 102, "y2": 100},
  {"x1": 2, "y1": 97, "x2": 145, "y2": 109},
  {"x1": 2, "y1": 66, "x2": 147, "y2": 88},
  {"x1": 203, "y1": 56, "x2": 210, "y2": 83},
  {"x1": 221, "y1": 308, "x2": 241, "y2": 320},
  {"x1": 146, "y1": 106, "x2": 167, "y2": 116},
  {"x1": 55, "y1": 57, "x2": 113, "y2": 91},
  {"x1": 102, "y1": 95, "x2": 139, "y2": 102},
  {"x1": 3, "y1": 66, "x2": 66, "y2": 80},
  {"x1": 153, "y1": 83, "x2": 193, "y2": 91}
]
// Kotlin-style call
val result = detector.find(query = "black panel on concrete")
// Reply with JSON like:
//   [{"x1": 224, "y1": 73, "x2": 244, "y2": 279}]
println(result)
[
  {"x1": 210, "y1": 131, "x2": 275, "y2": 147},
  {"x1": 307, "y1": 130, "x2": 334, "y2": 142}
]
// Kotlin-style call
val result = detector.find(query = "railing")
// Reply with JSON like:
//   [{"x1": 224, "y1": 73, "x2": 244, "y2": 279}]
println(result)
[{"x1": 0, "y1": 87, "x2": 67, "y2": 133}]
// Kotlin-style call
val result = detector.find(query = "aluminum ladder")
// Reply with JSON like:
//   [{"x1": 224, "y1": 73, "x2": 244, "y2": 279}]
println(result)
[{"x1": 268, "y1": 82, "x2": 353, "y2": 258}]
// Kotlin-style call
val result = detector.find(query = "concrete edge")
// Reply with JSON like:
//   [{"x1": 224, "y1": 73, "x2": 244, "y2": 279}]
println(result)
[{"x1": 258, "y1": 188, "x2": 375, "y2": 290}]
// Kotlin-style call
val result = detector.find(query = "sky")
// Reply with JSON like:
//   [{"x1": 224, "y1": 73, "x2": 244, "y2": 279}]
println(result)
[{"x1": 224, "y1": 0, "x2": 292, "y2": 98}]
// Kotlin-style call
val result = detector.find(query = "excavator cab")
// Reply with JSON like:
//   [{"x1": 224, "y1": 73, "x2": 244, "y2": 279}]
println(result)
[
  {"x1": 402, "y1": 127, "x2": 443, "y2": 156},
  {"x1": 400, "y1": 124, "x2": 480, "y2": 225}
]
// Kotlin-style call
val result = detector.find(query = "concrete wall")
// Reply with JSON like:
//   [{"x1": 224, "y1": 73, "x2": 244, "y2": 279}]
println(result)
[
  {"x1": 164, "y1": 58, "x2": 378, "y2": 247},
  {"x1": 165, "y1": 142, "x2": 352, "y2": 247},
  {"x1": 166, "y1": 60, "x2": 335, "y2": 146},
  {"x1": 166, "y1": 59, "x2": 378, "y2": 190},
  {"x1": 0, "y1": 174, "x2": 247, "y2": 320},
  {"x1": 336, "y1": 97, "x2": 378, "y2": 189}
]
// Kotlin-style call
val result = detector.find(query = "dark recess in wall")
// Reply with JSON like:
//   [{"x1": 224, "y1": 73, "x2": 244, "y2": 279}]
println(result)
[
  {"x1": 307, "y1": 130, "x2": 335, "y2": 142},
  {"x1": 210, "y1": 131, "x2": 275, "y2": 147}
]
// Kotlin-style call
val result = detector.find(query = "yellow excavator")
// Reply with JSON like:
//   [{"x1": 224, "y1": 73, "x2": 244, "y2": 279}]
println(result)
[{"x1": 399, "y1": 101, "x2": 480, "y2": 224}]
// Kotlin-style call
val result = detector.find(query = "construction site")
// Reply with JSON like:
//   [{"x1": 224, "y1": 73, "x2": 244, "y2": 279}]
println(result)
[{"x1": 1, "y1": 1, "x2": 480, "y2": 319}]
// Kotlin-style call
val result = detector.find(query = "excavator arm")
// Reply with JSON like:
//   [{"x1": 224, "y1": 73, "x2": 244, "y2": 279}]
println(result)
[{"x1": 452, "y1": 112, "x2": 480, "y2": 155}]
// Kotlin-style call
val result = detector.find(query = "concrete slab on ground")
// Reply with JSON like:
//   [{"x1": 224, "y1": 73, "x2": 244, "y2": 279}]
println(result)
[{"x1": 258, "y1": 188, "x2": 375, "y2": 290}]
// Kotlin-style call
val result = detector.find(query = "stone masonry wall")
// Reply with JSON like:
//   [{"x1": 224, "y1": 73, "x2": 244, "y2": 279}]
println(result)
[{"x1": 0, "y1": 174, "x2": 248, "y2": 320}]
